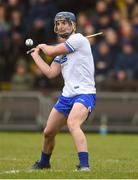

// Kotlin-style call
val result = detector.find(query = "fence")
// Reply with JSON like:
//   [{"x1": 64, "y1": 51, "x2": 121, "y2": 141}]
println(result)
[
  {"x1": 0, "y1": 91, "x2": 138, "y2": 133},
  {"x1": 0, "y1": 91, "x2": 53, "y2": 131}
]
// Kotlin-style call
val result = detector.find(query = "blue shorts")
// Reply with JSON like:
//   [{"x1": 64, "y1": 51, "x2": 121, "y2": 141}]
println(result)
[{"x1": 54, "y1": 94, "x2": 96, "y2": 117}]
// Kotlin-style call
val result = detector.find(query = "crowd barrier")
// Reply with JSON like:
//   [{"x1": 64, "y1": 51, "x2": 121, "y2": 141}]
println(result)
[{"x1": 0, "y1": 91, "x2": 138, "y2": 133}]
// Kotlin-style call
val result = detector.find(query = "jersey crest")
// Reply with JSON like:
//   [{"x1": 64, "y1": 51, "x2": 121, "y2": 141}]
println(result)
[{"x1": 60, "y1": 55, "x2": 68, "y2": 64}]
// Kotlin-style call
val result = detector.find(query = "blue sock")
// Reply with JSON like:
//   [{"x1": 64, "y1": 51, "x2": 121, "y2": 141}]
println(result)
[
  {"x1": 39, "y1": 152, "x2": 51, "y2": 166},
  {"x1": 78, "y1": 152, "x2": 89, "y2": 167}
]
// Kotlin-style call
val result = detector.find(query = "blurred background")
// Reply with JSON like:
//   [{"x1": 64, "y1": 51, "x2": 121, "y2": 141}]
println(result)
[{"x1": 0, "y1": 0, "x2": 138, "y2": 133}]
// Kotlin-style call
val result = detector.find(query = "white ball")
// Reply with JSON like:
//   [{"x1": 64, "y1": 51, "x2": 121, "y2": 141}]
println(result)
[{"x1": 25, "y1": 38, "x2": 33, "y2": 47}]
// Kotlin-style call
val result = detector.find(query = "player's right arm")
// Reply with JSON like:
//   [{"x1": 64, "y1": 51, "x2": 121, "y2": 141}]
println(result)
[{"x1": 31, "y1": 47, "x2": 61, "y2": 79}]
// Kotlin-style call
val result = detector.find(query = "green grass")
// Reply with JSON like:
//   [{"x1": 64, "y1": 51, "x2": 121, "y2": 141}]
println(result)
[{"x1": 0, "y1": 132, "x2": 138, "y2": 179}]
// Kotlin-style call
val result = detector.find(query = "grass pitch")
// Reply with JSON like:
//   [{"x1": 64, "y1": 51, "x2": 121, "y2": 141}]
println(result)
[{"x1": 0, "y1": 132, "x2": 138, "y2": 179}]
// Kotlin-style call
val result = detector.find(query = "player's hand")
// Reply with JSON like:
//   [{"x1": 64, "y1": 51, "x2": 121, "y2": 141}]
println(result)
[
  {"x1": 30, "y1": 47, "x2": 40, "y2": 56},
  {"x1": 37, "y1": 44, "x2": 47, "y2": 53},
  {"x1": 37, "y1": 44, "x2": 46, "y2": 49}
]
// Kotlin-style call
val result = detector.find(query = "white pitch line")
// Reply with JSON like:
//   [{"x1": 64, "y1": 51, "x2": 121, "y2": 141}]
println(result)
[
  {"x1": 0, "y1": 168, "x2": 78, "y2": 174},
  {"x1": 0, "y1": 169, "x2": 60, "y2": 174},
  {"x1": 0, "y1": 169, "x2": 20, "y2": 174}
]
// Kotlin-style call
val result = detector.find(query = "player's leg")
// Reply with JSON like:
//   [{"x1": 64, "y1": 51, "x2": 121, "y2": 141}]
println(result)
[
  {"x1": 67, "y1": 103, "x2": 90, "y2": 169},
  {"x1": 32, "y1": 108, "x2": 66, "y2": 169},
  {"x1": 67, "y1": 103, "x2": 89, "y2": 151},
  {"x1": 67, "y1": 94, "x2": 96, "y2": 171},
  {"x1": 42, "y1": 107, "x2": 66, "y2": 154}
]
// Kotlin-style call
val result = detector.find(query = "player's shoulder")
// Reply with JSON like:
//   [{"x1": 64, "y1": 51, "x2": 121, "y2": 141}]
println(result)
[
  {"x1": 65, "y1": 33, "x2": 89, "y2": 51},
  {"x1": 70, "y1": 33, "x2": 85, "y2": 40},
  {"x1": 67, "y1": 33, "x2": 87, "y2": 44}
]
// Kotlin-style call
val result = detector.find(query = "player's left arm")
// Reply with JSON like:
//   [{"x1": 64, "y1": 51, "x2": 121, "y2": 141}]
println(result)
[
  {"x1": 37, "y1": 34, "x2": 83, "y2": 57},
  {"x1": 37, "y1": 43, "x2": 69, "y2": 57}
]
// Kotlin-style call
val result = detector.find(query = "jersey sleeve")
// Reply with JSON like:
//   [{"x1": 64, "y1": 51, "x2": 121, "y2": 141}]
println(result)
[{"x1": 64, "y1": 33, "x2": 84, "y2": 53}]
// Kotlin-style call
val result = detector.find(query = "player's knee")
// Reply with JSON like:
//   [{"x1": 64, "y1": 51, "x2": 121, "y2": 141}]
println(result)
[
  {"x1": 67, "y1": 120, "x2": 79, "y2": 132},
  {"x1": 43, "y1": 129, "x2": 55, "y2": 139}
]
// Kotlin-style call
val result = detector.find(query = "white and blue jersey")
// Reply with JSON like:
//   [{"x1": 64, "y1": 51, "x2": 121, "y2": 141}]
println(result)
[
  {"x1": 54, "y1": 33, "x2": 96, "y2": 97},
  {"x1": 54, "y1": 33, "x2": 96, "y2": 116}
]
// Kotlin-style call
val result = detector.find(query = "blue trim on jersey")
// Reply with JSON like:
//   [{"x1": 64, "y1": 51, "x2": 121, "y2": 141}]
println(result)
[
  {"x1": 60, "y1": 55, "x2": 68, "y2": 64},
  {"x1": 54, "y1": 60, "x2": 61, "y2": 63},
  {"x1": 60, "y1": 60, "x2": 67, "y2": 64},
  {"x1": 54, "y1": 94, "x2": 96, "y2": 117},
  {"x1": 54, "y1": 57, "x2": 61, "y2": 63},
  {"x1": 64, "y1": 41, "x2": 75, "y2": 53},
  {"x1": 54, "y1": 55, "x2": 68, "y2": 64}
]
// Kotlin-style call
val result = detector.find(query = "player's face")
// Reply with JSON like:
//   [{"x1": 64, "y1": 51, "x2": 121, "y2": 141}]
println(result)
[{"x1": 56, "y1": 20, "x2": 73, "y2": 36}]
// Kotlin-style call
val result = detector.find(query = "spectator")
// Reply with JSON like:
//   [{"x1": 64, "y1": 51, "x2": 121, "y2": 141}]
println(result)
[
  {"x1": 119, "y1": 19, "x2": 134, "y2": 40},
  {"x1": 29, "y1": 18, "x2": 46, "y2": 46},
  {"x1": 106, "y1": 0, "x2": 118, "y2": 14},
  {"x1": 92, "y1": 0, "x2": 109, "y2": 27},
  {"x1": 0, "y1": 4, "x2": 10, "y2": 55},
  {"x1": 83, "y1": 23, "x2": 95, "y2": 37},
  {"x1": 11, "y1": 58, "x2": 34, "y2": 90},
  {"x1": 0, "y1": 3, "x2": 10, "y2": 81},
  {"x1": 125, "y1": 0, "x2": 136, "y2": 19},
  {"x1": 131, "y1": 6, "x2": 138, "y2": 35},
  {"x1": 95, "y1": 41, "x2": 113, "y2": 82},
  {"x1": 10, "y1": 9, "x2": 25, "y2": 35},
  {"x1": 105, "y1": 28, "x2": 121, "y2": 64},
  {"x1": 6, "y1": 0, "x2": 27, "y2": 18},
  {"x1": 111, "y1": 8, "x2": 122, "y2": 31},
  {"x1": 0, "y1": 0, "x2": 138, "y2": 91},
  {"x1": 95, "y1": 12, "x2": 112, "y2": 31},
  {"x1": 131, "y1": 5, "x2": 138, "y2": 51},
  {"x1": 27, "y1": 0, "x2": 58, "y2": 43},
  {"x1": 32, "y1": 65, "x2": 51, "y2": 90},
  {"x1": 95, "y1": 0, "x2": 109, "y2": 15},
  {"x1": 7, "y1": 9, "x2": 26, "y2": 77},
  {"x1": 77, "y1": 12, "x2": 92, "y2": 35},
  {"x1": 114, "y1": 40, "x2": 138, "y2": 81}
]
